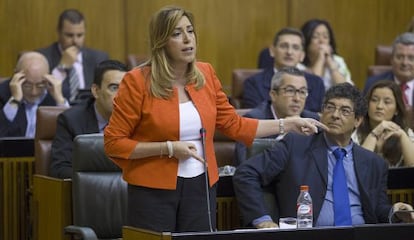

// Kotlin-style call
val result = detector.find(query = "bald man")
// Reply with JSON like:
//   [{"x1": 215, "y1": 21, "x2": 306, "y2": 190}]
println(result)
[{"x1": 0, "y1": 51, "x2": 69, "y2": 137}]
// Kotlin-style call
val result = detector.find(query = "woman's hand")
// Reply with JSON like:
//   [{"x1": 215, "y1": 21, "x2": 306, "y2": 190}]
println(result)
[
  {"x1": 284, "y1": 117, "x2": 329, "y2": 135},
  {"x1": 172, "y1": 141, "x2": 205, "y2": 163}
]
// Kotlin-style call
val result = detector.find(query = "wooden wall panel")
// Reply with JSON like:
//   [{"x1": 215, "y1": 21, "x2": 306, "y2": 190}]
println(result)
[
  {"x1": 0, "y1": 0, "x2": 125, "y2": 78},
  {"x1": 125, "y1": 0, "x2": 288, "y2": 92}
]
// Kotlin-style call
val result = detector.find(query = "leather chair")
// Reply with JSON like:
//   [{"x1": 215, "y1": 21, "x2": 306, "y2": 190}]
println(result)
[
  {"x1": 32, "y1": 106, "x2": 72, "y2": 240},
  {"x1": 367, "y1": 65, "x2": 392, "y2": 78},
  {"x1": 230, "y1": 69, "x2": 262, "y2": 109},
  {"x1": 375, "y1": 45, "x2": 392, "y2": 65},
  {"x1": 126, "y1": 54, "x2": 148, "y2": 70},
  {"x1": 64, "y1": 133, "x2": 127, "y2": 240}
]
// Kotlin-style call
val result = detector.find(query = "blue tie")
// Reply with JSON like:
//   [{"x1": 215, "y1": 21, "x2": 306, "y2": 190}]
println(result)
[{"x1": 332, "y1": 148, "x2": 352, "y2": 226}]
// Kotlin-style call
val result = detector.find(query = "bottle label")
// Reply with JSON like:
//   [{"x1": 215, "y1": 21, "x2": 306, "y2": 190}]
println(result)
[{"x1": 297, "y1": 204, "x2": 312, "y2": 214}]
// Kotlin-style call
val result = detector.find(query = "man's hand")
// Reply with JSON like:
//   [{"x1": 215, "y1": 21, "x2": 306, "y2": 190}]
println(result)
[
  {"x1": 255, "y1": 220, "x2": 279, "y2": 229},
  {"x1": 392, "y1": 202, "x2": 414, "y2": 223},
  {"x1": 9, "y1": 71, "x2": 25, "y2": 101},
  {"x1": 44, "y1": 74, "x2": 65, "y2": 105},
  {"x1": 60, "y1": 45, "x2": 79, "y2": 68}
]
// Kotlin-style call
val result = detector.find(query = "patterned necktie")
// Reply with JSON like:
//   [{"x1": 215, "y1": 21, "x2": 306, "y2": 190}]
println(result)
[
  {"x1": 68, "y1": 68, "x2": 80, "y2": 102},
  {"x1": 400, "y1": 83, "x2": 408, "y2": 106},
  {"x1": 332, "y1": 148, "x2": 352, "y2": 226}
]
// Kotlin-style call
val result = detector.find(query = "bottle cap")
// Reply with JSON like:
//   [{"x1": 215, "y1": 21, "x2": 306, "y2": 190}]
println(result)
[{"x1": 300, "y1": 185, "x2": 309, "y2": 191}]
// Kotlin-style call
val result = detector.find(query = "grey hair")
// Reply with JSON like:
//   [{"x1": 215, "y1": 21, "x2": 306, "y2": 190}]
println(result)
[
  {"x1": 270, "y1": 66, "x2": 305, "y2": 90},
  {"x1": 392, "y1": 32, "x2": 414, "y2": 54}
]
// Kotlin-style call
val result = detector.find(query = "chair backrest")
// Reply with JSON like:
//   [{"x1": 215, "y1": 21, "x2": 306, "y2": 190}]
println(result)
[
  {"x1": 230, "y1": 69, "x2": 262, "y2": 108},
  {"x1": 375, "y1": 45, "x2": 392, "y2": 65},
  {"x1": 34, "y1": 106, "x2": 69, "y2": 175},
  {"x1": 126, "y1": 54, "x2": 148, "y2": 70},
  {"x1": 71, "y1": 133, "x2": 127, "y2": 239},
  {"x1": 367, "y1": 65, "x2": 393, "y2": 77}
]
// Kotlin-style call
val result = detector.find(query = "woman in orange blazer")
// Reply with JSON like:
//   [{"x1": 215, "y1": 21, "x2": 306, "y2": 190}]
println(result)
[{"x1": 104, "y1": 6, "x2": 326, "y2": 233}]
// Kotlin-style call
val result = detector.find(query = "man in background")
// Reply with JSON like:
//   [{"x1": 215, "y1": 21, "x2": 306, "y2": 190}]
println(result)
[
  {"x1": 37, "y1": 9, "x2": 109, "y2": 103},
  {"x1": 0, "y1": 51, "x2": 69, "y2": 137},
  {"x1": 364, "y1": 32, "x2": 414, "y2": 109},
  {"x1": 234, "y1": 67, "x2": 319, "y2": 165},
  {"x1": 243, "y1": 27, "x2": 325, "y2": 113},
  {"x1": 49, "y1": 60, "x2": 127, "y2": 178}
]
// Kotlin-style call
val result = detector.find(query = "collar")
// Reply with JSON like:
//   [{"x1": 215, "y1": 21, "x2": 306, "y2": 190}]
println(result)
[
  {"x1": 93, "y1": 103, "x2": 108, "y2": 131},
  {"x1": 323, "y1": 133, "x2": 354, "y2": 156}
]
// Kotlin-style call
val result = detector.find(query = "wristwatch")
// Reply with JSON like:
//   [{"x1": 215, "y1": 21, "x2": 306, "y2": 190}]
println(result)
[{"x1": 9, "y1": 96, "x2": 21, "y2": 105}]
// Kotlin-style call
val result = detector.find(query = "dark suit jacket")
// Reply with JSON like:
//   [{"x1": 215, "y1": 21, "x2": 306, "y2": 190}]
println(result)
[
  {"x1": 233, "y1": 100, "x2": 320, "y2": 166},
  {"x1": 363, "y1": 70, "x2": 394, "y2": 95},
  {"x1": 243, "y1": 67, "x2": 325, "y2": 112},
  {"x1": 49, "y1": 98, "x2": 99, "y2": 178},
  {"x1": 233, "y1": 132, "x2": 391, "y2": 226},
  {"x1": 0, "y1": 79, "x2": 60, "y2": 137},
  {"x1": 37, "y1": 42, "x2": 109, "y2": 98}
]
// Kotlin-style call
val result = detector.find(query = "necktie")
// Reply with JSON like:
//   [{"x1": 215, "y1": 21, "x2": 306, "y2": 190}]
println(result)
[
  {"x1": 332, "y1": 148, "x2": 352, "y2": 226},
  {"x1": 400, "y1": 83, "x2": 408, "y2": 106},
  {"x1": 68, "y1": 68, "x2": 80, "y2": 102}
]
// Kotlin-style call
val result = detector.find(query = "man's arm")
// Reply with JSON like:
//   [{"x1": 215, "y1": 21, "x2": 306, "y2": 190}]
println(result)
[{"x1": 50, "y1": 113, "x2": 75, "y2": 178}]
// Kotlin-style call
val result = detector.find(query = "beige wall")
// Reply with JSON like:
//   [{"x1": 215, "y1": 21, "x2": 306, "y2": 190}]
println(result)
[{"x1": 1, "y1": 0, "x2": 413, "y2": 92}]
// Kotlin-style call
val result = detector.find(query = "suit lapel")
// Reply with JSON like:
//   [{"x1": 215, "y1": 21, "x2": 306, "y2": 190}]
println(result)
[
  {"x1": 310, "y1": 133, "x2": 329, "y2": 186},
  {"x1": 352, "y1": 145, "x2": 370, "y2": 196}
]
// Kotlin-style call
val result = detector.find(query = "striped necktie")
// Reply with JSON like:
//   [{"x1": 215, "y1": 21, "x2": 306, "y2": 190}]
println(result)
[{"x1": 68, "y1": 68, "x2": 80, "y2": 103}]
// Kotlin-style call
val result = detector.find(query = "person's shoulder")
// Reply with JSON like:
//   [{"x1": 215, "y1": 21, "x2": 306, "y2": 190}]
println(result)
[
  {"x1": 36, "y1": 42, "x2": 58, "y2": 54},
  {"x1": 367, "y1": 70, "x2": 394, "y2": 82},
  {"x1": 82, "y1": 47, "x2": 109, "y2": 59},
  {"x1": 300, "y1": 109, "x2": 320, "y2": 120},
  {"x1": 245, "y1": 101, "x2": 271, "y2": 119}
]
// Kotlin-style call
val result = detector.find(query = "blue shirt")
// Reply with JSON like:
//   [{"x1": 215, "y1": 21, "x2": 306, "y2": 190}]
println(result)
[{"x1": 316, "y1": 135, "x2": 365, "y2": 226}]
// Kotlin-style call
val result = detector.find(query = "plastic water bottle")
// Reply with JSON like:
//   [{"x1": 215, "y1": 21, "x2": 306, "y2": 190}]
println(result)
[{"x1": 296, "y1": 185, "x2": 313, "y2": 228}]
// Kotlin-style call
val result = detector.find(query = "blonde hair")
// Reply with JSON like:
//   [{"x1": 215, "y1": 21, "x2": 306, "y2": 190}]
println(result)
[{"x1": 144, "y1": 6, "x2": 205, "y2": 99}]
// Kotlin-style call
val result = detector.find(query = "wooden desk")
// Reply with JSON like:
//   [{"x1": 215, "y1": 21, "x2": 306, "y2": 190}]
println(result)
[
  {"x1": 0, "y1": 137, "x2": 34, "y2": 240},
  {"x1": 123, "y1": 223, "x2": 414, "y2": 240}
]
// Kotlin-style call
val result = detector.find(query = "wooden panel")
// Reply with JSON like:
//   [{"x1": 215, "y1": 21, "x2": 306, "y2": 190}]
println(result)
[
  {"x1": 125, "y1": 0, "x2": 288, "y2": 93},
  {"x1": 0, "y1": 157, "x2": 33, "y2": 240},
  {"x1": 0, "y1": 0, "x2": 125, "y2": 77}
]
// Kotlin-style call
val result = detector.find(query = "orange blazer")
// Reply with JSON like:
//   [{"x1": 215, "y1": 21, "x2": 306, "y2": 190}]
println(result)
[{"x1": 104, "y1": 62, "x2": 258, "y2": 189}]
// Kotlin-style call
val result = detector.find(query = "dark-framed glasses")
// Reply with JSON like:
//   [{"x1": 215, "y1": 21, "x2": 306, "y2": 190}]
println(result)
[
  {"x1": 277, "y1": 86, "x2": 308, "y2": 98},
  {"x1": 322, "y1": 103, "x2": 354, "y2": 116}
]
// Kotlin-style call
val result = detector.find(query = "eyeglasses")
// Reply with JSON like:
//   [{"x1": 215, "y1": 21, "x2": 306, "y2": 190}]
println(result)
[
  {"x1": 21, "y1": 82, "x2": 47, "y2": 90},
  {"x1": 276, "y1": 87, "x2": 308, "y2": 98},
  {"x1": 322, "y1": 103, "x2": 354, "y2": 117}
]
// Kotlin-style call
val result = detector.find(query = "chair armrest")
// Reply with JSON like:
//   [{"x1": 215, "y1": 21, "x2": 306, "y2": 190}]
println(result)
[{"x1": 64, "y1": 225, "x2": 98, "y2": 240}]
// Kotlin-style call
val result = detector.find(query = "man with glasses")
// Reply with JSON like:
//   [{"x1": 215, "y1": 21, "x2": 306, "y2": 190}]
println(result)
[
  {"x1": 364, "y1": 32, "x2": 414, "y2": 109},
  {"x1": 49, "y1": 60, "x2": 127, "y2": 178},
  {"x1": 0, "y1": 51, "x2": 69, "y2": 137},
  {"x1": 234, "y1": 83, "x2": 414, "y2": 228},
  {"x1": 243, "y1": 27, "x2": 325, "y2": 113},
  {"x1": 234, "y1": 67, "x2": 319, "y2": 165}
]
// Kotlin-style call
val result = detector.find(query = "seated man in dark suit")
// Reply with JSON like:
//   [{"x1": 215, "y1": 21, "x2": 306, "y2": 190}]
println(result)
[
  {"x1": 37, "y1": 9, "x2": 109, "y2": 103},
  {"x1": 364, "y1": 32, "x2": 414, "y2": 110},
  {"x1": 243, "y1": 27, "x2": 325, "y2": 113},
  {"x1": 234, "y1": 83, "x2": 414, "y2": 228},
  {"x1": 0, "y1": 51, "x2": 69, "y2": 137},
  {"x1": 234, "y1": 67, "x2": 319, "y2": 165},
  {"x1": 49, "y1": 60, "x2": 127, "y2": 178}
]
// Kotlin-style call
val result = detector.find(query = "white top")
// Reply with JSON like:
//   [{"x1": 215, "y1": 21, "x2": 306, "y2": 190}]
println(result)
[
  {"x1": 177, "y1": 101, "x2": 205, "y2": 178},
  {"x1": 298, "y1": 54, "x2": 353, "y2": 90},
  {"x1": 351, "y1": 128, "x2": 414, "y2": 167}
]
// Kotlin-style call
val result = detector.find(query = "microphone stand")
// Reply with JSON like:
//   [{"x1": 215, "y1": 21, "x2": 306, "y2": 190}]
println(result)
[{"x1": 200, "y1": 128, "x2": 213, "y2": 232}]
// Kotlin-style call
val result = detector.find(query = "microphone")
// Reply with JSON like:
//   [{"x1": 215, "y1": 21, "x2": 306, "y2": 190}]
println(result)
[{"x1": 200, "y1": 128, "x2": 213, "y2": 232}]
